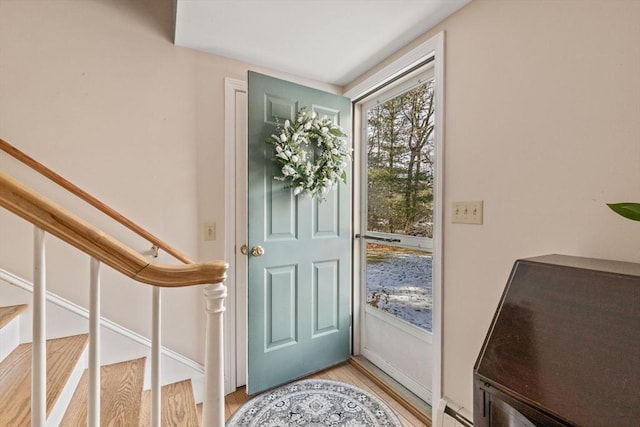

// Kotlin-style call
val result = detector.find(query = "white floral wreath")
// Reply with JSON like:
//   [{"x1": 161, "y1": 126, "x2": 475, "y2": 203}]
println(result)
[{"x1": 268, "y1": 109, "x2": 352, "y2": 199}]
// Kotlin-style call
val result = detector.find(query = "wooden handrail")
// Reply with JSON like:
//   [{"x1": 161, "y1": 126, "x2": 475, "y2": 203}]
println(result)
[
  {"x1": 0, "y1": 172, "x2": 227, "y2": 287},
  {"x1": 0, "y1": 138, "x2": 193, "y2": 264}
]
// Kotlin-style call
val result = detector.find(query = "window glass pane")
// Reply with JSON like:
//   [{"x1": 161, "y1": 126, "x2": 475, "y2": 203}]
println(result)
[
  {"x1": 367, "y1": 79, "x2": 435, "y2": 238},
  {"x1": 366, "y1": 243, "x2": 432, "y2": 331},
  {"x1": 365, "y1": 77, "x2": 435, "y2": 331}
]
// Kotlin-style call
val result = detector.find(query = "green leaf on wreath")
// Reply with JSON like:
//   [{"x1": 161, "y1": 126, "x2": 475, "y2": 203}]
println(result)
[{"x1": 329, "y1": 127, "x2": 346, "y2": 137}]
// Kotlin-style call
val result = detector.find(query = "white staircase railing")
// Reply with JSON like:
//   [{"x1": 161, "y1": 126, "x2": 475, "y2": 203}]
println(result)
[
  {"x1": 32, "y1": 227, "x2": 47, "y2": 427},
  {"x1": 1, "y1": 164, "x2": 228, "y2": 426},
  {"x1": 151, "y1": 286, "x2": 162, "y2": 427},
  {"x1": 203, "y1": 282, "x2": 228, "y2": 427},
  {"x1": 89, "y1": 257, "x2": 101, "y2": 427}
]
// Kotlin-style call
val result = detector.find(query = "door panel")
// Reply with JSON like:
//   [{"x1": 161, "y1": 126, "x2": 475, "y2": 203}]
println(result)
[
  {"x1": 247, "y1": 71, "x2": 352, "y2": 394},
  {"x1": 312, "y1": 260, "x2": 339, "y2": 336},
  {"x1": 314, "y1": 191, "x2": 339, "y2": 236},
  {"x1": 265, "y1": 265, "x2": 297, "y2": 350},
  {"x1": 266, "y1": 179, "x2": 296, "y2": 239}
]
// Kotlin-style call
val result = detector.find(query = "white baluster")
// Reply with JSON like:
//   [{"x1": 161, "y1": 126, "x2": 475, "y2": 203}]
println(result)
[
  {"x1": 151, "y1": 286, "x2": 161, "y2": 427},
  {"x1": 202, "y1": 282, "x2": 227, "y2": 427},
  {"x1": 32, "y1": 227, "x2": 46, "y2": 427},
  {"x1": 89, "y1": 258, "x2": 101, "y2": 427}
]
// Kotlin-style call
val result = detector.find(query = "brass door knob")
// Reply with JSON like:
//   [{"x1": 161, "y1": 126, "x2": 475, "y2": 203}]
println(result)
[
  {"x1": 240, "y1": 244, "x2": 248, "y2": 255},
  {"x1": 250, "y1": 245, "x2": 265, "y2": 257}
]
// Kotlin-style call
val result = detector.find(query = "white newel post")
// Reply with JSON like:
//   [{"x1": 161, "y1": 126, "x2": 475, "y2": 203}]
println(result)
[{"x1": 202, "y1": 281, "x2": 227, "y2": 427}]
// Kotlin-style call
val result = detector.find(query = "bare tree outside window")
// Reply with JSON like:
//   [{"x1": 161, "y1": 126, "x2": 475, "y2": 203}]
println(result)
[
  {"x1": 367, "y1": 79, "x2": 435, "y2": 238},
  {"x1": 365, "y1": 78, "x2": 434, "y2": 331}
]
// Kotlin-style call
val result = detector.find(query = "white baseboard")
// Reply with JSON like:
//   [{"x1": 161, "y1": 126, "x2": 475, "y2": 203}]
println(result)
[
  {"x1": 434, "y1": 397, "x2": 473, "y2": 427},
  {"x1": 0, "y1": 268, "x2": 206, "y2": 401},
  {"x1": 433, "y1": 399, "x2": 447, "y2": 427}
]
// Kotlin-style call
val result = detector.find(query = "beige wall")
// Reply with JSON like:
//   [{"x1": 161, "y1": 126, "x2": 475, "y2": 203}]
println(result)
[
  {"x1": 347, "y1": 0, "x2": 640, "y2": 412},
  {"x1": 0, "y1": 0, "x2": 337, "y2": 363}
]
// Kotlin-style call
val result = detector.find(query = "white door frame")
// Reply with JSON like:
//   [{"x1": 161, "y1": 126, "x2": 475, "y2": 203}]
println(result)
[
  {"x1": 224, "y1": 30, "x2": 444, "y2": 402},
  {"x1": 223, "y1": 77, "x2": 247, "y2": 395},
  {"x1": 344, "y1": 31, "x2": 445, "y2": 418}
]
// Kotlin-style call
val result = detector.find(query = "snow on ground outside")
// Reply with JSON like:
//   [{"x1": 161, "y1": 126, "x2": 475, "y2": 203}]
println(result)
[{"x1": 366, "y1": 252, "x2": 433, "y2": 331}]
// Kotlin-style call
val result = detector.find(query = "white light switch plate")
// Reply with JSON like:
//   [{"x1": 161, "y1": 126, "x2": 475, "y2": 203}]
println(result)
[
  {"x1": 452, "y1": 201, "x2": 483, "y2": 224},
  {"x1": 204, "y1": 222, "x2": 216, "y2": 240}
]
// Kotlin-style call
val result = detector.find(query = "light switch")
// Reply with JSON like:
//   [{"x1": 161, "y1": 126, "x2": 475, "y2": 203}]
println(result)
[
  {"x1": 204, "y1": 222, "x2": 216, "y2": 241},
  {"x1": 453, "y1": 201, "x2": 483, "y2": 224}
]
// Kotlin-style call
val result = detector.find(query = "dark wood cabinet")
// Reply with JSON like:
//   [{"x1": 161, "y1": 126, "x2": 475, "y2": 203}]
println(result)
[{"x1": 474, "y1": 255, "x2": 640, "y2": 427}]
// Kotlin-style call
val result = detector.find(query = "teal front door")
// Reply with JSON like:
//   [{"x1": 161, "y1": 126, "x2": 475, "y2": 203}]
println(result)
[{"x1": 247, "y1": 71, "x2": 352, "y2": 394}]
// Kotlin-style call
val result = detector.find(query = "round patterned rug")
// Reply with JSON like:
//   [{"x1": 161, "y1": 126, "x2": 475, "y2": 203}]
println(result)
[{"x1": 226, "y1": 379, "x2": 403, "y2": 426}]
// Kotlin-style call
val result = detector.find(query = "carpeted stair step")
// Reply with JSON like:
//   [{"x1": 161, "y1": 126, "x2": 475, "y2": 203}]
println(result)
[
  {"x1": 139, "y1": 379, "x2": 199, "y2": 426},
  {"x1": 0, "y1": 304, "x2": 28, "y2": 363},
  {"x1": 60, "y1": 357, "x2": 146, "y2": 426},
  {"x1": 0, "y1": 333, "x2": 89, "y2": 426}
]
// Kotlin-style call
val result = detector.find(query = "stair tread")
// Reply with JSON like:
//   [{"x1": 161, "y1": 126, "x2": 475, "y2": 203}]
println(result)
[
  {"x1": 139, "y1": 379, "x2": 199, "y2": 427},
  {"x1": 196, "y1": 402, "x2": 202, "y2": 426},
  {"x1": 0, "y1": 333, "x2": 89, "y2": 426},
  {"x1": 61, "y1": 357, "x2": 146, "y2": 426},
  {"x1": 0, "y1": 304, "x2": 28, "y2": 330}
]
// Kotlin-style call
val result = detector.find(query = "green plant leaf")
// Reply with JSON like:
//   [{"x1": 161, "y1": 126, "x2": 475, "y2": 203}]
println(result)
[{"x1": 607, "y1": 202, "x2": 640, "y2": 221}]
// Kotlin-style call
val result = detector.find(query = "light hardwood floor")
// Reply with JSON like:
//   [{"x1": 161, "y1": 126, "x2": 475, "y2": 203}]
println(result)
[{"x1": 224, "y1": 361, "x2": 430, "y2": 426}]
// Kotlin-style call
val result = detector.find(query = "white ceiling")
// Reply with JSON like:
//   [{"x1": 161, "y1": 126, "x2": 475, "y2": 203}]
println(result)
[{"x1": 174, "y1": 0, "x2": 470, "y2": 86}]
